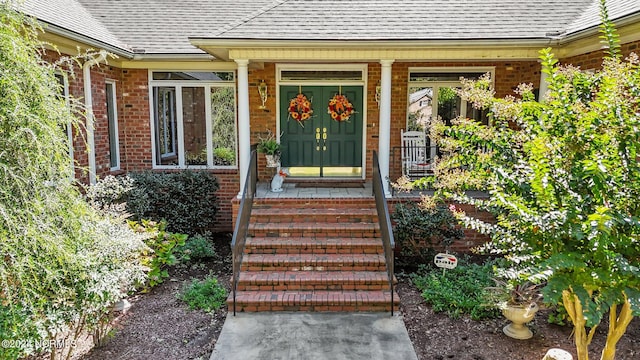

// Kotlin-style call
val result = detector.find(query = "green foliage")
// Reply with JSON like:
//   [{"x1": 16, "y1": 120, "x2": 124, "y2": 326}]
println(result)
[
  {"x1": 125, "y1": 171, "x2": 220, "y2": 235},
  {"x1": 213, "y1": 147, "x2": 235, "y2": 166},
  {"x1": 432, "y1": 4, "x2": 639, "y2": 357},
  {"x1": 392, "y1": 201, "x2": 464, "y2": 265},
  {"x1": 132, "y1": 220, "x2": 188, "y2": 287},
  {"x1": 211, "y1": 86, "x2": 237, "y2": 164},
  {"x1": 0, "y1": 4, "x2": 149, "y2": 359},
  {"x1": 257, "y1": 130, "x2": 281, "y2": 155},
  {"x1": 411, "y1": 260, "x2": 500, "y2": 320},
  {"x1": 178, "y1": 277, "x2": 227, "y2": 312},
  {"x1": 178, "y1": 234, "x2": 217, "y2": 261}
]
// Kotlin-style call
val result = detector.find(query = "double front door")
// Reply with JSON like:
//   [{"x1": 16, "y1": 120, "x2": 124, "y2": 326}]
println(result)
[{"x1": 280, "y1": 86, "x2": 363, "y2": 177}]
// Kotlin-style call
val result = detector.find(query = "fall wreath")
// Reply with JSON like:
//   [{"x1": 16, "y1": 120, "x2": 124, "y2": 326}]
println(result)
[
  {"x1": 288, "y1": 93, "x2": 313, "y2": 126},
  {"x1": 328, "y1": 94, "x2": 355, "y2": 122}
]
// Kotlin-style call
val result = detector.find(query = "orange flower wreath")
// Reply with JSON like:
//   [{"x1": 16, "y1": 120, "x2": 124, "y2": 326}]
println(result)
[
  {"x1": 288, "y1": 93, "x2": 313, "y2": 126},
  {"x1": 327, "y1": 94, "x2": 355, "y2": 122}
]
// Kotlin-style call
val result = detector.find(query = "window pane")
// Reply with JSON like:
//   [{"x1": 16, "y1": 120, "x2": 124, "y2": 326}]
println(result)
[
  {"x1": 153, "y1": 87, "x2": 178, "y2": 165},
  {"x1": 466, "y1": 102, "x2": 489, "y2": 125},
  {"x1": 152, "y1": 72, "x2": 234, "y2": 81},
  {"x1": 409, "y1": 72, "x2": 485, "y2": 82},
  {"x1": 407, "y1": 87, "x2": 432, "y2": 132},
  {"x1": 280, "y1": 70, "x2": 362, "y2": 81},
  {"x1": 106, "y1": 83, "x2": 119, "y2": 169},
  {"x1": 211, "y1": 87, "x2": 237, "y2": 166},
  {"x1": 183, "y1": 87, "x2": 207, "y2": 166}
]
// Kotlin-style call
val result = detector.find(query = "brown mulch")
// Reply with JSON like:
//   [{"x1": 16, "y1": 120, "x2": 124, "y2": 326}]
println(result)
[{"x1": 77, "y1": 239, "x2": 639, "y2": 360}]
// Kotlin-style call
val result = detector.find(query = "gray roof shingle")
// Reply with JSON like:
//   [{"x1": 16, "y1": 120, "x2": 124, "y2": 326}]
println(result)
[
  {"x1": 210, "y1": 0, "x2": 595, "y2": 40},
  {"x1": 18, "y1": 0, "x2": 640, "y2": 55}
]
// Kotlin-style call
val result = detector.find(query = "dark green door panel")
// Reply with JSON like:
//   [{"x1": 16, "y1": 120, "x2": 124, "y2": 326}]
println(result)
[{"x1": 280, "y1": 85, "x2": 363, "y2": 175}]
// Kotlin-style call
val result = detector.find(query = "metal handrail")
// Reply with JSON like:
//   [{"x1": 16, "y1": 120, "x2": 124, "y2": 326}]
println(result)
[
  {"x1": 230, "y1": 149, "x2": 257, "y2": 316},
  {"x1": 372, "y1": 151, "x2": 396, "y2": 316}
]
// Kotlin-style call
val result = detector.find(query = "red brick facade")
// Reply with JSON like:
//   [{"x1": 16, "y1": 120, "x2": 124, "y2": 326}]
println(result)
[{"x1": 51, "y1": 39, "x2": 638, "y2": 235}]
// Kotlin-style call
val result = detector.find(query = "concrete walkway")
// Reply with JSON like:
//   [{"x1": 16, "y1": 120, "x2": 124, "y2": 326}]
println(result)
[{"x1": 210, "y1": 312, "x2": 418, "y2": 360}]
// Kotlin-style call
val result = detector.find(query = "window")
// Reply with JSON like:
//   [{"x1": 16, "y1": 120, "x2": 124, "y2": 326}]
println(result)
[
  {"x1": 54, "y1": 73, "x2": 74, "y2": 171},
  {"x1": 150, "y1": 71, "x2": 236, "y2": 168},
  {"x1": 407, "y1": 68, "x2": 493, "y2": 164},
  {"x1": 106, "y1": 81, "x2": 120, "y2": 170}
]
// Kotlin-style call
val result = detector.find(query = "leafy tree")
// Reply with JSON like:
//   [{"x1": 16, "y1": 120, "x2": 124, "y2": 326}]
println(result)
[
  {"x1": 432, "y1": 2, "x2": 639, "y2": 360},
  {"x1": 0, "y1": 3, "x2": 148, "y2": 359}
]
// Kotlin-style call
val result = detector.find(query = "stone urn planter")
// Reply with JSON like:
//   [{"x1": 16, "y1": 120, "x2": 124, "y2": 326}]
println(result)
[
  {"x1": 265, "y1": 154, "x2": 280, "y2": 168},
  {"x1": 501, "y1": 302, "x2": 539, "y2": 339}
]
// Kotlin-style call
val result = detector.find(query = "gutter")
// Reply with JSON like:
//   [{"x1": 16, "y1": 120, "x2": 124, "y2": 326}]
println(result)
[
  {"x1": 39, "y1": 20, "x2": 134, "y2": 59},
  {"x1": 83, "y1": 50, "x2": 108, "y2": 185}
]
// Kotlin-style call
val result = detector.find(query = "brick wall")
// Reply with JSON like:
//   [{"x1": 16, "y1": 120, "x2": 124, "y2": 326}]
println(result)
[{"x1": 560, "y1": 39, "x2": 640, "y2": 68}]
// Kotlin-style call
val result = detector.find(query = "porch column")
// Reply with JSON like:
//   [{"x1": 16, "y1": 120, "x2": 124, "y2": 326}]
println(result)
[
  {"x1": 378, "y1": 59, "x2": 395, "y2": 196},
  {"x1": 236, "y1": 59, "x2": 251, "y2": 197}
]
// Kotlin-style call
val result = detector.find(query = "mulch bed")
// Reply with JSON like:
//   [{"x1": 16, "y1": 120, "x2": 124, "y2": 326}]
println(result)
[{"x1": 76, "y1": 237, "x2": 639, "y2": 360}]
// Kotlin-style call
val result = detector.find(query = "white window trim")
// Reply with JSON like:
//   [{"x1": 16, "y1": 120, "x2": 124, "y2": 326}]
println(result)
[
  {"x1": 55, "y1": 72, "x2": 75, "y2": 176},
  {"x1": 106, "y1": 80, "x2": 121, "y2": 171},
  {"x1": 148, "y1": 70, "x2": 238, "y2": 170}
]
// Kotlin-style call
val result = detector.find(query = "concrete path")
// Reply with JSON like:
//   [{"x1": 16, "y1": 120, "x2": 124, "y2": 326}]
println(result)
[{"x1": 210, "y1": 312, "x2": 418, "y2": 360}]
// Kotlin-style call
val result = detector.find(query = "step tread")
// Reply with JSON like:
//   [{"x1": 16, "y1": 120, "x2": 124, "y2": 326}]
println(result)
[
  {"x1": 246, "y1": 237, "x2": 382, "y2": 248},
  {"x1": 249, "y1": 222, "x2": 380, "y2": 230},
  {"x1": 252, "y1": 207, "x2": 377, "y2": 216},
  {"x1": 238, "y1": 271, "x2": 391, "y2": 284},
  {"x1": 243, "y1": 253, "x2": 385, "y2": 265},
  {"x1": 230, "y1": 290, "x2": 399, "y2": 305}
]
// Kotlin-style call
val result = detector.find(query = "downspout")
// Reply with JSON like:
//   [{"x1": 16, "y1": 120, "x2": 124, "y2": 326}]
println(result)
[{"x1": 83, "y1": 50, "x2": 108, "y2": 184}]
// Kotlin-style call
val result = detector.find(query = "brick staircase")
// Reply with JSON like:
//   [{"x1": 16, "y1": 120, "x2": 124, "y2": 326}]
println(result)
[{"x1": 229, "y1": 197, "x2": 399, "y2": 312}]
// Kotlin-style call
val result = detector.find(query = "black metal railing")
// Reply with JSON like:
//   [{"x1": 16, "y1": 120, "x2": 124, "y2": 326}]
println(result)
[
  {"x1": 372, "y1": 151, "x2": 396, "y2": 316},
  {"x1": 230, "y1": 150, "x2": 257, "y2": 315}
]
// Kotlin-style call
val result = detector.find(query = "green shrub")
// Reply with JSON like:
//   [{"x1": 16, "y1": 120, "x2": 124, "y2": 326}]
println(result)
[
  {"x1": 392, "y1": 201, "x2": 464, "y2": 266},
  {"x1": 179, "y1": 277, "x2": 227, "y2": 312},
  {"x1": 411, "y1": 260, "x2": 500, "y2": 320},
  {"x1": 126, "y1": 171, "x2": 220, "y2": 235},
  {"x1": 178, "y1": 234, "x2": 217, "y2": 261},
  {"x1": 131, "y1": 220, "x2": 188, "y2": 287}
]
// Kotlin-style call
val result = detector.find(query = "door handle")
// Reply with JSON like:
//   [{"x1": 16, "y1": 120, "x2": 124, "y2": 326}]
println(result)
[
  {"x1": 315, "y1": 128, "x2": 321, "y2": 151},
  {"x1": 322, "y1": 128, "x2": 327, "y2": 151}
]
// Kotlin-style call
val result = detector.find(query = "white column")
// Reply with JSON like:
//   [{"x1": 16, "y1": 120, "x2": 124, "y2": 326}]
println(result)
[
  {"x1": 236, "y1": 59, "x2": 251, "y2": 196},
  {"x1": 539, "y1": 66, "x2": 549, "y2": 103},
  {"x1": 378, "y1": 60, "x2": 394, "y2": 196}
]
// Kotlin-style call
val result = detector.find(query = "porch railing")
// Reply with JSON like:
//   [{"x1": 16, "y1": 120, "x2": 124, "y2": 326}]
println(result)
[
  {"x1": 230, "y1": 149, "x2": 258, "y2": 316},
  {"x1": 372, "y1": 151, "x2": 396, "y2": 316}
]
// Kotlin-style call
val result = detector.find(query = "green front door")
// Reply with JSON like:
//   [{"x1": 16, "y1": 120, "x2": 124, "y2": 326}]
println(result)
[{"x1": 280, "y1": 85, "x2": 363, "y2": 177}]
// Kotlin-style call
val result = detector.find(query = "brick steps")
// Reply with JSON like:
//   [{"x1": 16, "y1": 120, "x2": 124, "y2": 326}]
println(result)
[
  {"x1": 250, "y1": 207, "x2": 377, "y2": 223},
  {"x1": 236, "y1": 271, "x2": 392, "y2": 291},
  {"x1": 230, "y1": 196, "x2": 397, "y2": 312},
  {"x1": 245, "y1": 237, "x2": 383, "y2": 254},
  {"x1": 248, "y1": 222, "x2": 380, "y2": 238},
  {"x1": 241, "y1": 254, "x2": 386, "y2": 271},
  {"x1": 230, "y1": 290, "x2": 399, "y2": 312}
]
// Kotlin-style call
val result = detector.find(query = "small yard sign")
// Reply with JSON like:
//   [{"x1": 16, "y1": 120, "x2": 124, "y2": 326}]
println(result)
[{"x1": 434, "y1": 253, "x2": 458, "y2": 269}]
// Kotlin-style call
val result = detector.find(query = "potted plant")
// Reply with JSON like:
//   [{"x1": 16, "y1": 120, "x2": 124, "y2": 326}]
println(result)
[
  {"x1": 257, "y1": 131, "x2": 281, "y2": 167},
  {"x1": 486, "y1": 279, "x2": 543, "y2": 340}
]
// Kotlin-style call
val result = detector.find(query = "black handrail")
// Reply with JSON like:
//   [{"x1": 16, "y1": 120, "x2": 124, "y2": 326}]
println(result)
[
  {"x1": 372, "y1": 151, "x2": 396, "y2": 316},
  {"x1": 230, "y1": 149, "x2": 257, "y2": 315}
]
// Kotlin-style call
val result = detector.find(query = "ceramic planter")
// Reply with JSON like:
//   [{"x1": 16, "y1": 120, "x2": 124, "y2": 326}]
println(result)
[
  {"x1": 501, "y1": 303, "x2": 539, "y2": 339},
  {"x1": 265, "y1": 154, "x2": 280, "y2": 168}
]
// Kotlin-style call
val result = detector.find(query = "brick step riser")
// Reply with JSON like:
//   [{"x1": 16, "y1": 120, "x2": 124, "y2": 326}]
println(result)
[
  {"x1": 236, "y1": 283, "x2": 390, "y2": 291},
  {"x1": 241, "y1": 264, "x2": 387, "y2": 272},
  {"x1": 252, "y1": 200, "x2": 375, "y2": 209},
  {"x1": 250, "y1": 216, "x2": 378, "y2": 224},
  {"x1": 244, "y1": 247, "x2": 384, "y2": 255},
  {"x1": 228, "y1": 303, "x2": 399, "y2": 312},
  {"x1": 248, "y1": 229, "x2": 381, "y2": 238}
]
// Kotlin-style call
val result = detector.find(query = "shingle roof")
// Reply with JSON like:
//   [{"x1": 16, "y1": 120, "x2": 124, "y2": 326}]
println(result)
[
  {"x1": 566, "y1": 0, "x2": 640, "y2": 35},
  {"x1": 18, "y1": 0, "x2": 130, "y2": 52},
  {"x1": 210, "y1": 0, "x2": 594, "y2": 40},
  {"x1": 17, "y1": 0, "x2": 640, "y2": 55},
  {"x1": 76, "y1": 0, "x2": 273, "y2": 54}
]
